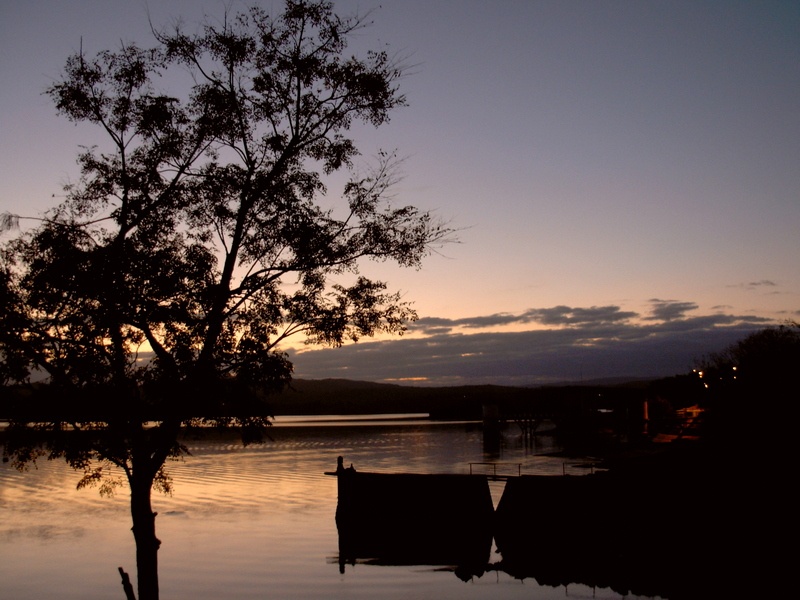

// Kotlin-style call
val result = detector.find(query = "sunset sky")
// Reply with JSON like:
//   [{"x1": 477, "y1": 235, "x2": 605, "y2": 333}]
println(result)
[{"x1": 2, "y1": 1, "x2": 798, "y2": 385}]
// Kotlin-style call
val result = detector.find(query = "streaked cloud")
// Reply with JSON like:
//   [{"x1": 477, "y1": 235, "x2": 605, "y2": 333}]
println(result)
[
  {"x1": 728, "y1": 280, "x2": 780, "y2": 293},
  {"x1": 290, "y1": 304, "x2": 774, "y2": 386},
  {"x1": 413, "y1": 305, "x2": 639, "y2": 335},
  {"x1": 525, "y1": 305, "x2": 639, "y2": 327},
  {"x1": 748, "y1": 280, "x2": 777, "y2": 288},
  {"x1": 644, "y1": 299, "x2": 699, "y2": 321}
]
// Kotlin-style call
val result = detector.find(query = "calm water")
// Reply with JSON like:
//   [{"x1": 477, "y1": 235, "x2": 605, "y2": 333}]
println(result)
[{"x1": 1, "y1": 418, "x2": 661, "y2": 600}]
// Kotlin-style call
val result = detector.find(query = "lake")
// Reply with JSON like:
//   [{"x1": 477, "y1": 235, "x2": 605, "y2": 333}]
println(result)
[{"x1": 1, "y1": 417, "x2": 667, "y2": 600}]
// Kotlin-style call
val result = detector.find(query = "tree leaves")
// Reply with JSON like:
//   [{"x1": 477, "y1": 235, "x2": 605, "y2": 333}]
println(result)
[{"x1": 1, "y1": 0, "x2": 452, "y2": 477}]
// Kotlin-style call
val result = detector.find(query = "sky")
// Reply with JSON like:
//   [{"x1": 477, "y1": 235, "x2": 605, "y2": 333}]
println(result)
[{"x1": 2, "y1": 0, "x2": 798, "y2": 386}]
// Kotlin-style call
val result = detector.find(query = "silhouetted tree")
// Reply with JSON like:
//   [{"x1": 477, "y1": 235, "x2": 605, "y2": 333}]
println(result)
[
  {"x1": 0, "y1": 2, "x2": 449, "y2": 598},
  {"x1": 694, "y1": 323, "x2": 799, "y2": 450},
  {"x1": 691, "y1": 325, "x2": 799, "y2": 597}
]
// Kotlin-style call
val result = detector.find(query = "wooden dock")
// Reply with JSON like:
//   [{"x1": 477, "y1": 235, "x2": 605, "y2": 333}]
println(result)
[{"x1": 331, "y1": 457, "x2": 495, "y2": 574}]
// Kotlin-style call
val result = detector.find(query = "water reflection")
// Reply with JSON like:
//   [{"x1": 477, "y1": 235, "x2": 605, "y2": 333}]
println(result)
[
  {"x1": 333, "y1": 452, "x2": 729, "y2": 600},
  {"x1": 4, "y1": 418, "x2": 722, "y2": 599}
]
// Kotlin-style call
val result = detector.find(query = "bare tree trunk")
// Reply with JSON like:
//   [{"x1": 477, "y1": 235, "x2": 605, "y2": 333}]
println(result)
[
  {"x1": 118, "y1": 567, "x2": 137, "y2": 600},
  {"x1": 130, "y1": 474, "x2": 160, "y2": 600}
]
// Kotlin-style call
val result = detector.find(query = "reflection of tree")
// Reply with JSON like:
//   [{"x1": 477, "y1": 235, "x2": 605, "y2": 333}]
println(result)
[{"x1": 0, "y1": 2, "x2": 449, "y2": 598}]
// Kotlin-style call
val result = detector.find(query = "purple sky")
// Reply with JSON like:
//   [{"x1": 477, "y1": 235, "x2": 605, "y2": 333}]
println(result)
[{"x1": 2, "y1": 1, "x2": 798, "y2": 385}]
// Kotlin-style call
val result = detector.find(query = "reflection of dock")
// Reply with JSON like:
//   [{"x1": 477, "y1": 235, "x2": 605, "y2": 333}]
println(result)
[
  {"x1": 467, "y1": 462, "x2": 520, "y2": 479},
  {"x1": 330, "y1": 458, "x2": 494, "y2": 578},
  {"x1": 328, "y1": 455, "x2": 714, "y2": 598},
  {"x1": 326, "y1": 456, "x2": 602, "y2": 576}
]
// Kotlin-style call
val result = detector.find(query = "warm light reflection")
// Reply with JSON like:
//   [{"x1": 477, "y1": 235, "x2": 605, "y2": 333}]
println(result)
[{"x1": 5, "y1": 420, "x2": 670, "y2": 598}]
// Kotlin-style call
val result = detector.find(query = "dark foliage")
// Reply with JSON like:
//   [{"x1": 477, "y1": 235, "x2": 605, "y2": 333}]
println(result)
[{"x1": 0, "y1": 3, "x2": 450, "y2": 598}]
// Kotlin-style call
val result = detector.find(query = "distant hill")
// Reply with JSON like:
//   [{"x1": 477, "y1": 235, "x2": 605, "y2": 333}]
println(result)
[
  {"x1": 270, "y1": 378, "x2": 473, "y2": 418},
  {"x1": 1, "y1": 377, "x2": 670, "y2": 422},
  {"x1": 267, "y1": 377, "x2": 657, "y2": 419}
]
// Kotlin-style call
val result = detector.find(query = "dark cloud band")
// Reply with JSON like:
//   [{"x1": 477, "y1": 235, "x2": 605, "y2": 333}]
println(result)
[{"x1": 291, "y1": 304, "x2": 773, "y2": 385}]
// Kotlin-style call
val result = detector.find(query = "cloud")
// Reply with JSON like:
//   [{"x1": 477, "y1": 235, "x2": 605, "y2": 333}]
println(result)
[
  {"x1": 413, "y1": 304, "x2": 639, "y2": 335},
  {"x1": 747, "y1": 280, "x2": 777, "y2": 288},
  {"x1": 524, "y1": 305, "x2": 639, "y2": 327},
  {"x1": 728, "y1": 280, "x2": 780, "y2": 293},
  {"x1": 290, "y1": 305, "x2": 775, "y2": 386},
  {"x1": 644, "y1": 299, "x2": 699, "y2": 321}
]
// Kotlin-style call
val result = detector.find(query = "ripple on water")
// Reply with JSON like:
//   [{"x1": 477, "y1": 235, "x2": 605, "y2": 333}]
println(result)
[{"x1": 2, "y1": 422, "x2": 643, "y2": 600}]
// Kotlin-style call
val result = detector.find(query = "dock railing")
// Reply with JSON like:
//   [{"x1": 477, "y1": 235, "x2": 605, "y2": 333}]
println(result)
[
  {"x1": 469, "y1": 461, "x2": 601, "y2": 478},
  {"x1": 561, "y1": 461, "x2": 598, "y2": 475},
  {"x1": 468, "y1": 462, "x2": 521, "y2": 480}
]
